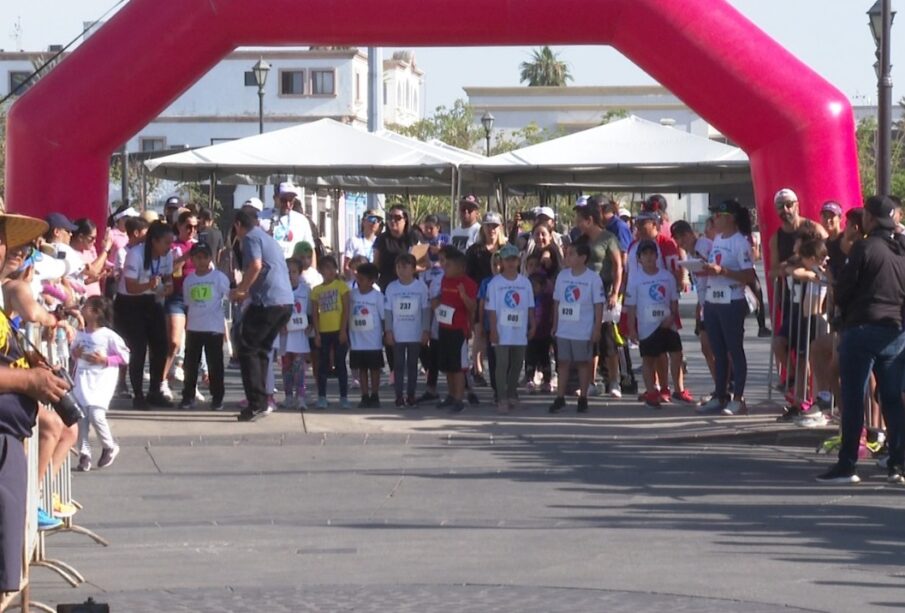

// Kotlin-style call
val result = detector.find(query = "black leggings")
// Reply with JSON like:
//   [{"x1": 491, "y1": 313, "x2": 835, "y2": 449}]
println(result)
[
  {"x1": 746, "y1": 278, "x2": 767, "y2": 330},
  {"x1": 525, "y1": 336, "x2": 552, "y2": 383},
  {"x1": 115, "y1": 294, "x2": 167, "y2": 400}
]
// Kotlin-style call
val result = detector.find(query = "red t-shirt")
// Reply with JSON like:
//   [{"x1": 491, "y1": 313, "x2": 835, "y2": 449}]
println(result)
[{"x1": 438, "y1": 274, "x2": 478, "y2": 333}]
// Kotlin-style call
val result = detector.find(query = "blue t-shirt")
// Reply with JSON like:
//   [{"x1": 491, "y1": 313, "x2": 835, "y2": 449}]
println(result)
[
  {"x1": 606, "y1": 216, "x2": 633, "y2": 252},
  {"x1": 242, "y1": 226, "x2": 293, "y2": 306}
]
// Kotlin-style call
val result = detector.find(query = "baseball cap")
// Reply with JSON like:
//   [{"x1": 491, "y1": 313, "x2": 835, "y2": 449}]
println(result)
[
  {"x1": 459, "y1": 194, "x2": 480, "y2": 210},
  {"x1": 635, "y1": 211, "x2": 661, "y2": 224},
  {"x1": 574, "y1": 195, "x2": 589, "y2": 208},
  {"x1": 45, "y1": 212, "x2": 78, "y2": 233},
  {"x1": 189, "y1": 242, "x2": 212, "y2": 257},
  {"x1": 278, "y1": 182, "x2": 299, "y2": 198},
  {"x1": 709, "y1": 199, "x2": 741, "y2": 215},
  {"x1": 244, "y1": 197, "x2": 264, "y2": 211},
  {"x1": 644, "y1": 194, "x2": 668, "y2": 212},
  {"x1": 165, "y1": 196, "x2": 183, "y2": 209},
  {"x1": 774, "y1": 188, "x2": 798, "y2": 204},
  {"x1": 864, "y1": 195, "x2": 897, "y2": 230},
  {"x1": 618, "y1": 207, "x2": 632, "y2": 218},
  {"x1": 293, "y1": 241, "x2": 314, "y2": 256},
  {"x1": 500, "y1": 244, "x2": 520, "y2": 259},
  {"x1": 364, "y1": 208, "x2": 384, "y2": 221},
  {"x1": 535, "y1": 206, "x2": 555, "y2": 220},
  {"x1": 112, "y1": 207, "x2": 139, "y2": 222},
  {"x1": 820, "y1": 201, "x2": 843, "y2": 217},
  {"x1": 482, "y1": 212, "x2": 503, "y2": 226}
]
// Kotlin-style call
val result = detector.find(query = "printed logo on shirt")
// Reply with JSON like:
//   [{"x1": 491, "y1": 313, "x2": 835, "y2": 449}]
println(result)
[
  {"x1": 714, "y1": 252, "x2": 723, "y2": 266},
  {"x1": 563, "y1": 284, "x2": 581, "y2": 303},
  {"x1": 648, "y1": 284, "x2": 668, "y2": 302},
  {"x1": 318, "y1": 289, "x2": 339, "y2": 313},
  {"x1": 273, "y1": 223, "x2": 293, "y2": 243},
  {"x1": 503, "y1": 289, "x2": 521, "y2": 308}
]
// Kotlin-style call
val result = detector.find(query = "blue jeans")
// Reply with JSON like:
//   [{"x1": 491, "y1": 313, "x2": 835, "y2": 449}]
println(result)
[
  {"x1": 837, "y1": 325, "x2": 905, "y2": 469},
  {"x1": 703, "y1": 299, "x2": 748, "y2": 401}
]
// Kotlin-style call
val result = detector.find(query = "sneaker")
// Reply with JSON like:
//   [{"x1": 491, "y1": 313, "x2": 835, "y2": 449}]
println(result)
[
  {"x1": 417, "y1": 391, "x2": 439, "y2": 404},
  {"x1": 888, "y1": 465, "x2": 905, "y2": 485},
  {"x1": 116, "y1": 385, "x2": 133, "y2": 400},
  {"x1": 97, "y1": 446, "x2": 120, "y2": 469},
  {"x1": 173, "y1": 365, "x2": 185, "y2": 382},
  {"x1": 236, "y1": 407, "x2": 268, "y2": 422},
  {"x1": 696, "y1": 396, "x2": 724, "y2": 413},
  {"x1": 816, "y1": 463, "x2": 861, "y2": 484},
  {"x1": 587, "y1": 383, "x2": 602, "y2": 397},
  {"x1": 757, "y1": 327, "x2": 773, "y2": 338},
  {"x1": 776, "y1": 406, "x2": 802, "y2": 423},
  {"x1": 358, "y1": 396, "x2": 371, "y2": 409},
  {"x1": 147, "y1": 393, "x2": 173, "y2": 408},
  {"x1": 449, "y1": 400, "x2": 466, "y2": 413},
  {"x1": 658, "y1": 388, "x2": 672, "y2": 404},
  {"x1": 548, "y1": 396, "x2": 566, "y2": 414},
  {"x1": 132, "y1": 396, "x2": 149, "y2": 410},
  {"x1": 795, "y1": 410, "x2": 828, "y2": 428},
  {"x1": 316, "y1": 396, "x2": 328, "y2": 410},
  {"x1": 406, "y1": 396, "x2": 416, "y2": 407},
  {"x1": 76, "y1": 454, "x2": 91, "y2": 472},
  {"x1": 467, "y1": 392, "x2": 480, "y2": 406},
  {"x1": 608, "y1": 383, "x2": 622, "y2": 399},
  {"x1": 496, "y1": 402, "x2": 510, "y2": 414},
  {"x1": 577, "y1": 397, "x2": 589, "y2": 413},
  {"x1": 437, "y1": 395, "x2": 455, "y2": 409},
  {"x1": 52, "y1": 494, "x2": 77, "y2": 519},
  {"x1": 672, "y1": 389, "x2": 695, "y2": 405},
  {"x1": 339, "y1": 397, "x2": 351, "y2": 410},
  {"x1": 37, "y1": 507, "x2": 62, "y2": 530},
  {"x1": 395, "y1": 396, "x2": 406, "y2": 408},
  {"x1": 297, "y1": 396, "x2": 308, "y2": 411},
  {"x1": 211, "y1": 401, "x2": 224, "y2": 411},
  {"x1": 159, "y1": 381, "x2": 174, "y2": 401},
  {"x1": 266, "y1": 395, "x2": 277, "y2": 413},
  {"x1": 540, "y1": 381, "x2": 553, "y2": 394},
  {"x1": 279, "y1": 395, "x2": 296, "y2": 410},
  {"x1": 722, "y1": 399, "x2": 748, "y2": 415},
  {"x1": 526, "y1": 381, "x2": 537, "y2": 395},
  {"x1": 178, "y1": 399, "x2": 195, "y2": 411},
  {"x1": 643, "y1": 390, "x2": 662, "y2": 409}
]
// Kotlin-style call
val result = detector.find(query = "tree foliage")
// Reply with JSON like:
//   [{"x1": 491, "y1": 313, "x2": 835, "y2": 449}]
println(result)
[
  {"x1": 387, "y1": 99, "x2": 483, "y2": 151},
  {"x1": 519, "y1": 46, "x2": 573, "y2": 87},
  {"x1": 856, "y1": 96, "x2": 905, "y2": 202}
]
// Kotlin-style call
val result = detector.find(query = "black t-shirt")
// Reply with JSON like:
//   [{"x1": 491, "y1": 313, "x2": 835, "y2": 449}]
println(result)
[
  {"x1": 826, "y1": 235, "x2": 846, "y2": 281},
  {"x1": 198, "y1": 226, "x2": 224, "y2": 261},
  {"x1": 466, "y1": 243, "x2": 495, "y2": 285},
  {"x1": 374, "y1": 231, "x2": 416, "y2": 290},
  {"x1": 0, "y1": 314, "x2": 38, "y2": 439}
]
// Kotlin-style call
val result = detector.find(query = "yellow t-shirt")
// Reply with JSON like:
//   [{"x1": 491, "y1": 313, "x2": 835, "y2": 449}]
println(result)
[{"x1": 310, "y1": 280, "x2": 349, "y2": 333}]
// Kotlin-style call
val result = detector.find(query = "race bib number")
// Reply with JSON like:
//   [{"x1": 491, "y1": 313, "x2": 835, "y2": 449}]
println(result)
[
  {"x1": 436, "y1": 304, "x2": 455, "y2": 326},
  {"x1": 558, "y1": 303, "x2": 581, "y2": 322},
  {"x1": 351, "y1": 312, "x2": 374, "y2": 331},
  {"x1": 286, "y1": 312, "x2": 309, "y2": 332},
  {"x1": 190, "y1": 283, "x2": 213, "y2": 303},
  {"x1": 706, "y1": 287, "x2": 731, "y2": 304},
  {"x1": 643, "y1": 304, "x2": 669, "y2": 326},
  {"x1": 393, "y1": 298, "x2": 416, "y2": 319},
  {"x1": 501, "y1": 308, "x2": 522, "y2": 328}
]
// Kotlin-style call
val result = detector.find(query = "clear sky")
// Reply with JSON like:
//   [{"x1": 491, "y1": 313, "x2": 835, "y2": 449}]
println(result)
[{"x1": 2, "y1": 0, "x2": 901, "y2": 111}]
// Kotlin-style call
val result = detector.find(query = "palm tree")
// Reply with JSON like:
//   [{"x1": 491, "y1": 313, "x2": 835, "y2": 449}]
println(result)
[{"x1": 519, "y1": 46, "x2": 573, "y2": 87}]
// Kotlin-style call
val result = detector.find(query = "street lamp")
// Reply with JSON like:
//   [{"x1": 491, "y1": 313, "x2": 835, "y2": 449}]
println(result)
[
  {"x1": 481, "y1": 110, "x2": 495, "y2": 157},
  {"x1": 868, "y1": 0, "x2": 896, "y2": 196},
  {"x1": 252, "y1": 57, "x2": 271, "y2": 199}
]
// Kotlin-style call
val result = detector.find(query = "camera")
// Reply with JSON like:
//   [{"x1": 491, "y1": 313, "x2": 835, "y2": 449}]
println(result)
[{"x1": 51, "y1": 366, "x2": 84, "y2": 427}]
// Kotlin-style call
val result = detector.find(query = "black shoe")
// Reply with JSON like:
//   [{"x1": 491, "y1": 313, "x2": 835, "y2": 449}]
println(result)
[
  {"x1": 776, "y1": 406, "x2": 802, "y2": 423},
  {"x1": 548, "y1": 396, "x2": 566, "y2": 414},
  {"x1": 147, "y1": 393, "x2": 172, "y2": 408},
  {"x1": 815, "y1": 463, "x2": 861, "y2": 484},
  {"x1": 758, "y1": 327, "x2": 773, "y2": 338},
  {"x1": 237, "y1": 407, "x2": 268, "y2": 422},
  {"x1": 417, "y1": 391, "x2": 439, "y2": 404},
  {"x1": 467, "y1": 392, "x2": 480, "y2": 406},
  {"x1": 449, "y1": 400, "x2": 465, "y2": 413},
  {"x1": 437, "y1": 395, "x2": 454, "y2": 409},
  {"x1": 395, "y1": 396, "x2": 406, "y2": 408},
  {"x1": 369, "y1": 393, "x2": 381, "y2": 408},
  {"x1": 472, "y1": 370, "x2": 488, "y2": 387},
  {"x1": 888, "y1": 465, "x2": 905, "y2": 485},
  {"x1": 358, "y1": 396, "x2": 370, "y2": 409},
  {"x1": 577, "y1": 397, "x2": 589, "y2": 413},
  {"x1": 132, "y1": 396, "x2": 149, "y2": 410},
  {"x1": 406, "y1": 396, "x2": 416, "y2": 407}
]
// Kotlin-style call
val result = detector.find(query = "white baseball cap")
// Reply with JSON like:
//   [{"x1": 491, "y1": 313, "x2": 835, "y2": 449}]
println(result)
[
  {"x1": 534, "y1": 206, "x2": 555, "y2": 220},
  {"x1": 244, "y1": 197, "x2": 264, "y2": 211},
  {"x1": 618, "y1": 207, "x2": 632, "y2": 218},
  {"x1": 774, "y1": 188, "x2": 798, "y2": 203},
  {"x1": 278, "y1": 182, "x2": 299, "y2": 198},
  {"x1": 112, "y1": 207, "x2": 140, "y2": 222},
  {"x1": 575, "y1": 195, "x2": 589, "y2": 208}
]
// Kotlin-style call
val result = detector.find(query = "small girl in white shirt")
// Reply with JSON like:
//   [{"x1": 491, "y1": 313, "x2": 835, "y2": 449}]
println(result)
[{"x1": 72, "y1": 296, "x2": 130, "y2": 471}]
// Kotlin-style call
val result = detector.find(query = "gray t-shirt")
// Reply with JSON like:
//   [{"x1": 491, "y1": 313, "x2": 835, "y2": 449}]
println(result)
[{"x1": 242, "y1": 226, "x2": 293, "y2": 306}]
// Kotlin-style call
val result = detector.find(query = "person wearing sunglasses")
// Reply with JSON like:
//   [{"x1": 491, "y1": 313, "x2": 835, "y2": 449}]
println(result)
[
  {"x1": 71, "y1": 218, "x2": 114, "y2": 299},
  {"x1": 271, "y1": 182, "x2": 316, "y2": 262},
  {"x1": 450, "y1": 195, "x2": 481, "y2": 252},
  {"x1": 343, "y1": 209, "x2": 383, "y2": 279}
]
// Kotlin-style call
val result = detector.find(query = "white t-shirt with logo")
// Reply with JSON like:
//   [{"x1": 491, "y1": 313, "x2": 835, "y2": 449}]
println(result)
[
  {"x1": 624, "y1": 268, "x2": 677, "y2": 340},
  {"x1": 183, "y1": 270, "x2": 230, "y2": 333},
  {"x1": 72, "y1": 327, "x2": 130, "y2": 410},
  {"x1": 486, "y1": 273, "x2": 535, "y2": 346},
  {"x1": 349, "y1": 288, "x2": 385, "y2": 351},
  {"x1": 282, "y1": 282, "x2": 312, "y2": 355},
  {"x1": 271, "y1": 210, "x2": 315, "y2": 259},
  {"x1": 384, "y1": 278, "x2": 430, "y2": 343},
  {"x1": 120, "y1": 244, "x2": 174, "y2": 297},
  {"x1": 450, "y1": 224, "x2": 480, "y2": 252},
  {"x1": 691, "y1": 236, "x2": 714, "y2": 306},
  {"x1": 553, "y1": 268, "x2": 605, "y2": 341},
  {"x1": 706, "y1": 232, "x2": 754, "y2": 303}
]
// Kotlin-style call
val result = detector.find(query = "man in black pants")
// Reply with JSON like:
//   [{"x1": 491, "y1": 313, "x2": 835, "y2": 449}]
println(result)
[{"x1": 230, "y1": 209, "x2": 293, "y2": 421}]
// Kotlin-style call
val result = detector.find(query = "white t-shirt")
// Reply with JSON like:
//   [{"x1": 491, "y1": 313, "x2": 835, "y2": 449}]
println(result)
[
  {"x1": 120, "y1": 244, "x2": 174, "y2": 296},
  {"x1": 349, "y1": 288, "x2": 385, "y2": 351},
  {"x1": 691, "y1": 236, "x2": 714, "y2": 306},
  {"x1": 553, "y1": 268, "x2": 605, "y2": 340},
  {"x1": 271, "y1": 210, "x2": 314, "y2": 258},
  {"x1": 624, "y1": 268, "x2": 677, "y2": 340},
  {"x1": 302, "y1": 267, "x2": 323, "y2": 290},
  {"x1": 344, "y1": 235, "x2": 376, "y2": 263},
  {"x1": 626, "y1": 241, "x2": 667, "y2": 281},
  {"x1": 428, "y1": 270, "x2": 444, "y2": 339},
  {"x1": 183, "y1": 269, "x2": 230, "y2": 333},
  {"x1": 486, "y1": 273, "x2": 535, "y2": 346},
  {"x1": 450, "y1": 224, "x2": 480, "y2": 252},
  {"x1": 72, "y1": 327, "x2": 130, "y2": 409},
  {"x1": 282, "y1": 283, "x2": 312, "y2": 354},
  {"x1": 384, "y1": 278, "x2": 430, "y2": 343},
  {"x1": 706, "y1": 232, "x2": 754, "y2": 303}
]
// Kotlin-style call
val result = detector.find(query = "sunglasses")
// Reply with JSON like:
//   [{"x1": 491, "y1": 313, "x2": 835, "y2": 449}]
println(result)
[
  {"x1": 388, "y1": 214, "x2": 405, "y2": 222},
  {"x1": 460, "y1": 207, "x2": 476, "y2": 213},
  {"x1": 186, "y1": 224, "x2": 198, "y2": 230},
  {"x1": 365, "y1": 216, "x2": 382, "y2": 223},
  {"x1": 776, "y1": 201, "x2": 796, "y2": 209}
]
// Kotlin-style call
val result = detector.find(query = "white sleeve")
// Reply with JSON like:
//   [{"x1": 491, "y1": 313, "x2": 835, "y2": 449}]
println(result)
[
  {"x1": 123, "y1": 248, "x2": 141, "y2": 280},
  {"x1": 738, "y1": 237, "x2": 754, "y2": 270},
  {"x1": 624, "y1": 276, "x2": 638, "y2": 306},
  {"x1": 485, "y1": 279, "x2": 497, "y2": 312},
  {"x1": 591, "y1": 273, "x2": 606, "y2": 304},
  {"x1": 107, "y1": 330, "x2": 131, "y2": 364}
]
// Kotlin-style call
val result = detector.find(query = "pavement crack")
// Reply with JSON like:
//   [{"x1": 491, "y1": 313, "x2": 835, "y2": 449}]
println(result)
[{"x1": 144, "y1": 445, "x2": 164, "y2": 474}]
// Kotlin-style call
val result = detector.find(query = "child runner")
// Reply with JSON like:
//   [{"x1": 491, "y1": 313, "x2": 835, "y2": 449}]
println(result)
[
  {"x1": 417, "y1": 245, "x2": 448, "y2": 404},
  {"x1": 525, "y1": 271, "x2": 554, "y2": 393},
  {"x1": 180, "y1": 243, "x2": 230, "y2": 410},
  {"x1": 346, "y1": 254, "x2": 368, "y2": 291},
  {"x1": 72, "y1": 296, "x2": 130, "y2": 471},
  {"x1": 311, "y1": 255, "x2": 350, "y2": 409},
  {"x1": 486, "y1": 244, "x2": 536, "y2": 413},
  {"x1": 434, "y1": 249, "x2": 477, "y2": 413},
  {"x1": 476, "y1": 253, "x2": 502, "y2": 403},
  {"x1": 625, "y1": 239, "x2": 692, "y2": 408},
  {"x1": 384, "y1": 253, "x2": 430, "y2": 407},
  {"x1": 348, "y1": 263, "x2": 385, "y2": 408},
  {"x1": 280, "y1": 258, "x2": 311, "y2": 410},
  {"x1": 549, "y1": 242, "x2": 605, "y2": 414}
]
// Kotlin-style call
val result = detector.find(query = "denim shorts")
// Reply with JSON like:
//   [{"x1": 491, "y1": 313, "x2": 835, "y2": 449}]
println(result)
[{"x1": 164, "y1": 292, "x2": 187, "y2": 316}]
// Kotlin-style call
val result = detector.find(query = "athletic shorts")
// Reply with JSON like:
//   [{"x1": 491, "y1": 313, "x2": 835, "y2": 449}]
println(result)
[
  {"x1": 639, "y1": 328, "x2": 683, "y2": 358},
  {"x1": 598, "y1": 323, "x2": 618, "y2": 358},
  {"x1": 164, "y1": 292, "x2": 188, "y2": 316},
  {"x1": 556, "y1": 338, "x2": 594, "y2": 363},
  {"x1": 349, "y1": 349, "x2": 385, "y2": 371},
  {"x1": 437, "y1": 328, "x2": 468, "y2": 373}
]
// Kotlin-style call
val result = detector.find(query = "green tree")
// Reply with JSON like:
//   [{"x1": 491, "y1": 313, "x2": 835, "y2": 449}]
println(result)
[
  {"x1": 519, "y1": 46, "x2": 573, "y2": 87},
  {"x1": 600, "y1": 108, "x2": 629, "y2": 124},
  {"x1": 387, "y1": 99, "x2": 482, "y2": 151},
  {"x1": 856, "y1": 98, "x2": 905, "y2": 202}
]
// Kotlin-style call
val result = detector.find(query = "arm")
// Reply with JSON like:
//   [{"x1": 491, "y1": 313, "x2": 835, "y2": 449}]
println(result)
[
  {"x1": 608, "y1": 246, "x2": 623, "y2": 305},
  {"x1": 311, "y1": 293, "x2": 321, "y2": 347},
  {"x1": 6, "y1": 281, "x2": 57, "y2": 328},
  {"x1": 231, "y1": 258, "x2": 263, "y2": 300},
  {"x1": 625, "y1": 305, "x2": 638, "y2": 342},
  {"x1": 420, "y1": 305, "x2": 431, "y2": 344},
  {"x1": 488, "y1": 309, "x2": 499, "y2": 345},
  {"x1": 592, "y1": 303, "x2": 603, "y2": 343},
  {"x1": 551, "y1": 300, "x2": 560, "y2": 338},
  {"x1": 338, "y1": 290, "x2": 350, "y2": 344}
]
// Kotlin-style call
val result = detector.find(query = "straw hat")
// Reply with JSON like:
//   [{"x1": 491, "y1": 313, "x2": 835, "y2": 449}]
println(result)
[{"x1": 1, "y1": 212, "x2": 50, "y2": 249}]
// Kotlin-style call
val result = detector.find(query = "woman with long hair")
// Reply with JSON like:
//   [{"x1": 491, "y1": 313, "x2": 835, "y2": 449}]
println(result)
[
  {"x1": 161, "y1": 210, "x2": 199, "y2": 400},
  {"x1": 465, "y1": 212, "x2": 508, "y2": 387},
  {"x1": 373, "y1": 205, "x2": 416, "y2": 291},
  {"x1": 521, "y1": 222, "x2": 564, "y2": 277},
  {"x1": 71, "y1": 218, "x2": 113, "y2": 298},
  {"x1": 343, "y1": 209, "x2": 383, "y2": 276},
  {"x1": 698, "y1": 199, "x2": 756, "y2": 416}
]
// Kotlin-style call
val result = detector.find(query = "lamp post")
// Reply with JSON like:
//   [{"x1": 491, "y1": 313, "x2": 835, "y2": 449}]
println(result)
[
  {"x1": 868, "y1": 0, "x2": 896, "y2": 196},
  {"x1": 481, "y1": 110, "x2": 495, "y2": 157},
  {"x1": 252, "y1": 57, "x2": 271, "y2": 199}
]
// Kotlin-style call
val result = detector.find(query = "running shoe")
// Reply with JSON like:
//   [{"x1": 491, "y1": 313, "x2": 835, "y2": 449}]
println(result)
[
  {"x1": 266, "y1": 396, "x2": 277, "y2": 413},
  {"x1": 339, "y1": 397, "x2": 351, "y2": 410},
  {"x1": 696, "y1": 397, "x2": 724, "y2": 414},
  {"x1": 52, "y1": 494, "x2": 77, "y2": 519},
  {"x1": 795, "y1": 409, "x2": 828, "y2": 428},
  {"x1": 417, "y1": 391, "x2": 439, "y2": 404},
  {"x1": 757, "y1": 327, "x2": 773, "y2": 338},
  {"x1": 587, "y1": 383, "x2": 602, "y2": 397},
  {"x1": 406, "y1": 396, "x2": 416, "y2": 407},
  {"x1": 888, "y1": 465, "x2": 905, "y2": 485},
  {"x1": 395, "y1": 396, "x2": 406, "y2": 408},
  {"x1": 37, "y1": 507, "x2": 62, "y2": 531},
  {"x1": 437, "y1": 395, "x2": 455, "y2": 409},
  {"x1": 467, "y1": 391, "x2": 480, "y2": 405},
  {"x1": 722, "y1": 399, "x2": 748, "y2": 416},
  {"x1": 577, "y1": 397, "x2": 589, "y2": 413},
  {"x1": 643, "y1": 390, "x2": 661, "y2": 409},
  {"x1": 608, "y1": 383, "x2": 623, "y2": 399},
  {"x1": 147, "y1": 393, "x2": 173, "y2": 408},
  {"x1": 76, "y1": 454, "x2": 91, "y2": 472},
  {"x1": 179, "y1": 399, "x2": 195, "y2": 411},
  {"x1": 658, "y1": 388, "x2": 672, "y2": 405},
  {"x1": 815, "y1": 463, "x2": 860, "y2": 484},
  {"x1": 449, "y1": 400, "x2": 466, "y2": 413},
  {"x1": 173, "y1": 365, "x2": 185, "y2": 382},
  {"x1": 548, "y1": 396, "x2": 566, "y2": 414},
  {"x1": 97, "y1": 446, "x2": 120, "y2": 469},
  {"x1": 526, "y1": 381, "x2": 537, "y2": 395},
  {"x1": 671, "y1": 389, "x2": 695, "y2": 405},
  {"x1": 776, "y1": 406, "x2": 802, "y2": 423},
  {"x1": 211, "y1": 401, "x2": 224, "y2": 411},
  {"x1": 316, "y1": 396, "x2": 328, "y2": 410},
  {"x1": 159, "y1": 381, "x2": 174, "y2": 401}
]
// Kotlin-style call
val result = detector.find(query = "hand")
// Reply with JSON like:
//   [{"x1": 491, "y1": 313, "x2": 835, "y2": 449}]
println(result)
[
  {"x1": 701, "y1": 264, "x2": 722, "y2": 277},
  {"x1": 489, "y1": 329, "x2": 499, "y2": 345},
  {"x1": 384, "y1": 331, "x2": 396, "y2": 346},
  {"x1": 457, "y1": 283, "x2": 468, "y2": 299},
  {"x1": 103, "y1": 229, "x2": 113, "y2": 253},
  {"x1": 230, "y1": 288, "x2": 247, "y2": 302},
  {"x1": 86, "y1": 351, "x2": 107, "y2": 366},
  {"x1": 314, "y1": 333, "x2": 322, "y2": 348},
  {"x1": 607, "y1": 294, "x2": 617, "y2": 310},
  {"x1": 163, "y1": 281, "x2": 174, "y2": 297},
  {"x1": 149, "y1": 275, "x2": 161, "y2": 290},
  {"x1": 420, "y1": 331, "x2": 430, "y2": 346},
  {"x1": 25, "y1": 367, "x2": 70, "y2": 405},
  {"x1": 339, "y1": 329, "x2": 348, "y2": 345}
]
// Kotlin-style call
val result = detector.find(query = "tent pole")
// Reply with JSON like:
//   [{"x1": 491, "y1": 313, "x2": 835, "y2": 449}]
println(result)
[
  {"x1": 450, "y1": 166, "x2": 456, "y2": 233},
  {"x1": 209, "y1": 170, "x2": 216, "y2": 210}
]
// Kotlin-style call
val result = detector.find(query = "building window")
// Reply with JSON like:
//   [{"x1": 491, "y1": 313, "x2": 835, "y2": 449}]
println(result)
[
  {"x1": 280, "y1": 70, "x2": 306, "y2": 96},
  {"x1": 244, "y1": 71, "x2": 257, "y2": 87},
  {"x1": 139, "y1": 137, "x2": 166, "y2": 153},
  {"x1": 8, "y1": 71, "x2": 31, "y2": 96},
  {"x1": 311, "y1": 70, "x2": 335, "y2": 96}
]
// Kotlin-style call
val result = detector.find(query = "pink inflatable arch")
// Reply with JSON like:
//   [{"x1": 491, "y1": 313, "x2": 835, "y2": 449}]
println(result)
[{"x1": 5, "y1": 0, "x2": 860, "y2": 279}]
